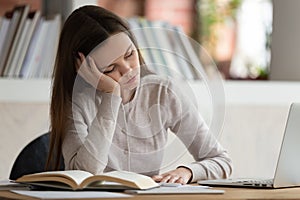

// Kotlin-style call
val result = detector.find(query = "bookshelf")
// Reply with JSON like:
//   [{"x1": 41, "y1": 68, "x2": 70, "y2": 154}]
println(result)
[
  {"x1": 2, "y1": 78, "x2": 300, "y2": 104},
  {"x1": 0, "y1": 78, "x2": 50, "y2": 102},
  {"x1": 0, "y1": 9, "x2": 199, "y2": 80},
  {"x1": 0, "y1": 4, "x2": 61, "y2": 79}
]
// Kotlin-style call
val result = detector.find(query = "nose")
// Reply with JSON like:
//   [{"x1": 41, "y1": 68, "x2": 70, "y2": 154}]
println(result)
[{"x1": 119, "y1": 61, "x2": 132, "y2": 76}]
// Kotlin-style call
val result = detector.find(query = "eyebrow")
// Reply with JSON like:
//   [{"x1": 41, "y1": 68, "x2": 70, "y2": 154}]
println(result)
[{"x1": 101, "y1": 44, "x2": 133, "y2": 70}]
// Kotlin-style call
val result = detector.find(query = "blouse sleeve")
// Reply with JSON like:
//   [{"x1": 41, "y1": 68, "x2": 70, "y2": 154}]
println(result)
[
  {"x1": 62, "y1": 90, "x2": 122, "y2": 174},
  {"x1": 166, "y1": 80, "x2": 233, "y2": 182}
]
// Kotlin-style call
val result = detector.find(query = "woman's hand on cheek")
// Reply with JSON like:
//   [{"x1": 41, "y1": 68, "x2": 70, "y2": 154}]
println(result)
[
  {"x1": 151, "y1": 167, "x2": 192, "y2": 185},
  {"x1": 76, "y1": 53, "x2": 120, "y2": 96}
]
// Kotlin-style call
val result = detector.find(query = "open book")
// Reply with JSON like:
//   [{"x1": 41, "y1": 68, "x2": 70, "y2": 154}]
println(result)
[{"x1": 15, "y1": 170, "x2": 159, "y2": 190}]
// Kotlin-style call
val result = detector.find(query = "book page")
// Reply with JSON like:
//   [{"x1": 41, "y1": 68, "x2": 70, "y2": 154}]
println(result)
[
  {"x1": 100, "y1": 171, "x2": 159, "y2": 189},
  {"x1": 17, "y1": 170, "x2": 93, "y2": 187},
  {"x1": 48, "y1": 170, "x2": 93, "y2": 185},
  {"x1": 83, "y1": 171, "x2": 159, "y2": 190}
]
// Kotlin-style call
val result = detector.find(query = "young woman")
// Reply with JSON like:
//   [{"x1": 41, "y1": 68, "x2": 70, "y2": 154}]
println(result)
[{"x1": 47, "y1": 5, "x2": 232, "y2": 184}]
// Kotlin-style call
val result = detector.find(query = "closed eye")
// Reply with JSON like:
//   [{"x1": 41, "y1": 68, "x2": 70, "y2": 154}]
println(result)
[
  {"x1": 125, "y1": 49, "x2": 134, "y2": 59},
  {"x1": 103, "y1": 66, "x2": 115, "y2": 74},
  {"x1": 102, "y1": 45, "x2": 135, "y2": 73}
]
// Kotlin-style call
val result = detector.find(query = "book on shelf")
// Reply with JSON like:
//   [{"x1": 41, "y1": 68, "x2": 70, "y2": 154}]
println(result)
[
  {"x1": 0, "y1": 17, "x2": 11, "y2": 62},
  {"x1": 0, "y1": 12, "x2": 198, "y2": 79},
  {"x1": 11, "y1": 11, "x2": 41, "y2": 77},
  {"x1": 150, "y1": 20, "x2": 184, "y2": 79},
  {"x1": 127, "y1": 17, "x2": 199, "y2": 80},
  {"x1": 128, "y1": 18, "x2": 157, "y2": 74},
  {"x1": 173, "y1": 26, "x2": 203, "y2": 80},
  {"x1": 20, "y1": 14, "x2": 61, "y2": 78},
  {"x1": 36, "y1": 14, "x2": 61, "y2": 78},
  {"x1": 15, "y1": 170, "x2": 160, "y2": 191},
  {"x1": 138, "y1": 18, "x2": 169, "y2": 77},
  {"x1": 163, "y1": 22, "x2": 195, "y2": 80},
  {"x1": 0, "y1": 7, "x2": 22, "y2": 75},
  {"x1": 3, "y1": 5, "x2": 30, "y2": 77},
  {"x1": 0, "y1": 4, "x2": 61, "y2": 79},
  {"x1": 19, "y1": 16, "x2": 44, "y2": 78}
]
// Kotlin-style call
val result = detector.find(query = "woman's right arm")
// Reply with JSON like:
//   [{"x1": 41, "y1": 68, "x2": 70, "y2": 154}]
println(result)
[
  {"x1": 62, "y1": 54, "x2": 121, "y2": 174},
  {"x1": 63, "y1": 91, "x2": 121, "y2": 174}
]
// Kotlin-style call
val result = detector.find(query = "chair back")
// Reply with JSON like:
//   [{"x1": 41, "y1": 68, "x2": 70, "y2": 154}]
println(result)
[{"x1": 9, "y1": 132, "x2": 64, "y2": 180}]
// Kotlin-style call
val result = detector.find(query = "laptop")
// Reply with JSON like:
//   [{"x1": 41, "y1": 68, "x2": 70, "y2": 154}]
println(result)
[{"x1": 198, "y1": 103, "x2": 300, "y2": 188}]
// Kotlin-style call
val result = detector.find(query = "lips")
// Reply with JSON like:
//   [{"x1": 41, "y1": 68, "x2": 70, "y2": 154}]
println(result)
[{"x1": 126, "y1": 74, "x2": 137, "y2": 84}]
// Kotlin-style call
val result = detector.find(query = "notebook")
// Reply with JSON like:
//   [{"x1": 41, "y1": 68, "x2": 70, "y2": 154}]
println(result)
[{"x1": 198, "y1": 103, "x2": 300, "y2": 188}]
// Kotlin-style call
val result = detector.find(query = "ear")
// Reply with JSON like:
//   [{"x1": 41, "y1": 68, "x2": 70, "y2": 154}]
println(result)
[{"x1": 75, "y1": 52, "x2": 85, "y2": 71}]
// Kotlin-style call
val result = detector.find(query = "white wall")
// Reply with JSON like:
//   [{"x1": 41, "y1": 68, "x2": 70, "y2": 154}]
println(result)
[
  {"x1": 1, "y1": 81, "x2": 300, "y2": 180},
  {"x1": 72, "y1": 0, "x2": 98, "y2": 10},
  {"x1": 0, "y1": 103, "x2": 50, "y2": 179},
  {"x1": 161, "y1": 104, "x2": 289, "y2": 179},
  {"x1": 161, "y1": 81, "x2": 300, "y2": 179}
]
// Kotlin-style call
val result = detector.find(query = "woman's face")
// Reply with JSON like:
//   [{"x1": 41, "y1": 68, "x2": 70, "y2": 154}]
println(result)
[{"x1": 90, "y1": 32, "x2": 140, "y2": 91}]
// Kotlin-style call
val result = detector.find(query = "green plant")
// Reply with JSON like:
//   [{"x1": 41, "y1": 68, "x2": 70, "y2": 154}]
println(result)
[{"x1": 198, "y1": 0, "x2": 241, "y2": 50}]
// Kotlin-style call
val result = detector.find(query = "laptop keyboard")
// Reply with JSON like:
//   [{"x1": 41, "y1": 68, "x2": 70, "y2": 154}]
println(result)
[{"x1": 236, "y1": 179, "x2": 273, "y2": 187}]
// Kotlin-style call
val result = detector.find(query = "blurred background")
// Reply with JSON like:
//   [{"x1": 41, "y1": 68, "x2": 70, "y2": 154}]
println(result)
[{"x1": 0, "y1": 0, "x2": 274, "y2": 80}]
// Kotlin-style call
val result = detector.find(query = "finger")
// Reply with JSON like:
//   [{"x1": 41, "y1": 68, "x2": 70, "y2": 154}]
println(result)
[
  {"x1": 152, "y1": 175, "x2": 163, "y2": 182},
  {"x1": 87, "y1": 56, "x2": 99, "y2": 73},
  {"x1": 168, "y1": 176, "x2": 180, "y2": 183},
  {"x1": 77, "y1": 61, "x2": 98, "y2": 88},
  {"x1": 77, "y1": 57, "x2": 89, "y2": 73},
  {"x1": 87, "y1": 56, "x2": 105, "y2": 84},
  {"x1": 77, "y1": 62, "x2": 90, "y2": 80},
  {"x1": 76, "y1": 58, "x2": 81, "y2": 68},
  {"x1": 175, "y1": 177, "x2": 185, "y2": 184},
  {"x1": 78, "y1": 53, "x2": 91, "y2": 72},
  {"x1": 77, "y1": 56, "x2": 95, "y2": 79},
  {"x1": 160, "y1": 175, "x2": 171, "y2": 183},
  {"x1": 78, "y1": 52, "x2": 86, "y2": 63},
  {"x1": 77, "y1": 61, "x2": 87, "y2": 77},
  {"x1": 75, "y1": 58, "x2": 82, "y2": 72}
]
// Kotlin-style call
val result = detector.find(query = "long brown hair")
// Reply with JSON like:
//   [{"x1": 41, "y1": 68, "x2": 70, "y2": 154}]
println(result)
[{"x1": 47, "y1": 5, "x2": 147, "y2": 170}]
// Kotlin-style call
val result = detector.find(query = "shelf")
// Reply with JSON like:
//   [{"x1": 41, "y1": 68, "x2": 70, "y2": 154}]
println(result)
[
  {"x1": 1, "y1": 79, "x2": 300, "y2": 104},
  {"x1": 189, "y1": 80, "x2": 300, "y2": 105},
  {"x1": 221, "y1": 80, "x2": 300, "y2": 105},
  {"x1": 0, "y1": 78, "x2": 51, "y2": 102}
]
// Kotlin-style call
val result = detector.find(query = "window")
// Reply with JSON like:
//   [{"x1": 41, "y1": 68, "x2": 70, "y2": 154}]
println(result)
[{"x1": 198, "y1": 0, "x2": 273, "y2": 80}]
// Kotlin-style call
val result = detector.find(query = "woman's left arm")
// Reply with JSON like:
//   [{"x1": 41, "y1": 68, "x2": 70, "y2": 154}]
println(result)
[
  {"x1": 153, "y1": 80, "x2": 233, "y2": 184},
  {"x1": 174, "y1": 120, "x2": 233, "y2": 183}
]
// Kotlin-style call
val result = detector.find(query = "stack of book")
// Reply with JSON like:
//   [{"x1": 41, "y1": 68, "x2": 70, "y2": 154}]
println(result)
[
  {"x1": 0, "y1": 4, "x2": 61, "y2": 79},
  {"x1": 0, "y1": 6, "x2": 200, "y2": 80},
  {"x1": 128, "y1": 17, "x2": 202, "y2": 80}
]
